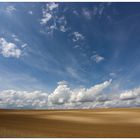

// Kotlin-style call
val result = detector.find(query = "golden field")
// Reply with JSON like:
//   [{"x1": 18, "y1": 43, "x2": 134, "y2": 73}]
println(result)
[{"x1": 0, "y1": 108, "x2": 140, "y2": 137}]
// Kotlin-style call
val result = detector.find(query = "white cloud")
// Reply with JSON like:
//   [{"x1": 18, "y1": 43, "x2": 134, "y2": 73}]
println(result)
[
  {"x1": 70, "y1": 79, "x2": 112, "y2": 102},
  {"x1": 0, "y1": 79, "x2": 112, "y2": 109},
  {"x1": 40, "y1": 3, "x2": 69, "y2": 34},
  {"x1": 47, "y1": 2, "x2": 58, "y2": 11},
  {"x1": 0, "y1": 38, "x2": 21, "y2": 58},
  {"x1": 57, "y1": 80, "x2": 68, "y2": 85},
  {"x1": 120, "y1": 87, "x2": 140, "y2": 100},
  {"x1": 73, "y1": 32, "x2": 85, "y2": 42},
  {"x1": 48, "y1": 83, "x2": 71, "y2": 105},
  {"x1": 1, "y1": 79, "x2": 140, "y2": 109},
  {"x1": 40, "y1": 2, "x2": 59, "y2": 24},
  {"x1": 120, "y1": 91, "x2": 137, "y2": 100},
  {"x1": 59, "y1": 25, "x2": 67, "y2": 32},
  {"x1": 0, "y1": 90, "x2": 48, "y2": 109},
  {"x1": 91, "y1": 54, "x2": 105, "y2": 63},
  {"x1": 41, "y1": 13, "x2": 52, "y2": 25},
  {"x1": 71, "y1": 31, "x2": 86, "y2": 49},
  {"x1": 40, "y1": 3, "x2": 58, "y2": 25},
  {"x1": 57, "y1": 16, "x2": 68, "y2": 32}
]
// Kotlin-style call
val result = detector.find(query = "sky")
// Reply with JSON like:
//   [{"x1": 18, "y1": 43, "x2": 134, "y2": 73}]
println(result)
[{"x1": 0, "y1": 2, "x2": 140, "y2": 109}]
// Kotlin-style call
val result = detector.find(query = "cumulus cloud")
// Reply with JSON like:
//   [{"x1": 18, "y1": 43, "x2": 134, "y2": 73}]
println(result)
[
  {"x1": 1, "y1": 79, "x2": 140, "y2": 109},
  {"x1": 0, "y1": 79, "x2": 112, "y2": 109},
  {"x1": 91, "y1": 54, "x2": 105, "y2": 63},
  {"x1": 48, "y1": 83, "x2": 71, "y2": 105},
  {"x1": 103, "y1": 87, "x2": 140, "y2": 108},
  {"x1": 0, "y1": 90, "x2": 48, "y2": 109},
  {"x1": 120, "y1": 87, "x2": 140, "y2": 100},
  {"x1": 0, "y1": 37, "x2": 22, "y2": 58},
  {"x1": 72, "y1": 79, "x2": 112, "y2": 102}
]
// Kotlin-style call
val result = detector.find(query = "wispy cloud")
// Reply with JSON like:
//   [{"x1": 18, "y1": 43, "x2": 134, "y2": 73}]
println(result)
[
  {"x1": 72, "y1": 32, "x2": 85, "y2": 42},
  {"x1": 12, "y1": 34, "x2": 20, "y2": 42},
  {"x1": 6, "y1": 5, "x2": 16, "y2": 14},
  {"x1": 91, "y1": 54, "x2": 105, "y2": 63},
  {"x1": 40, "y1": 2, "x2": 69, "y2": 34},
  {"x1": 21, "y1": 43, "x2": 27, "y2": 48},
  {"x1": 93, "y1": 3, "x2": 112, "y2": 17},
  {"x1": 40, "y1": 2, "x2": 58, "y2": 25},
  {"x1": 109, "y1": 72, "x2": 116, "y2": 77},
  {"x1": 82, "y1": 8, "x2": 92, "y2": 20},
  {"x1": 66, "y1": 67, "x2": 87, "y2": 83}
]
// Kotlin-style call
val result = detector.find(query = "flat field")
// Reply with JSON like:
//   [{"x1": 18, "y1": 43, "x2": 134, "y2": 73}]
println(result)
[{"x1": 0, "y1": 108, "x2": 140, "y2": 137}]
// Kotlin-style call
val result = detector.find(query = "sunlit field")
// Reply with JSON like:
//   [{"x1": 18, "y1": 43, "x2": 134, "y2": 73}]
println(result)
[{"x1": 0, "y1": 108, "x2": 140, "y2": 137}]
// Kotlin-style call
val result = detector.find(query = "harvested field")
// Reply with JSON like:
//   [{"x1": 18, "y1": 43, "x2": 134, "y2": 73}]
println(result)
[{"x1": 0, "y1": 108, "x2": 140, "y2": 137}]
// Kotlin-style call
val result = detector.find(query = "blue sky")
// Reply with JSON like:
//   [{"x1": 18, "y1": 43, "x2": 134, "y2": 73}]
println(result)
[{"x1": 0, "y1": 2, "x2": 140, "y2": 109}]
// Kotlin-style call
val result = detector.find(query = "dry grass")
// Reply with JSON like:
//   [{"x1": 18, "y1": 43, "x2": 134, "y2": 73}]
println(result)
[{"x1": 0, "y1": 108, "x2": 140, "y2": 137}]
